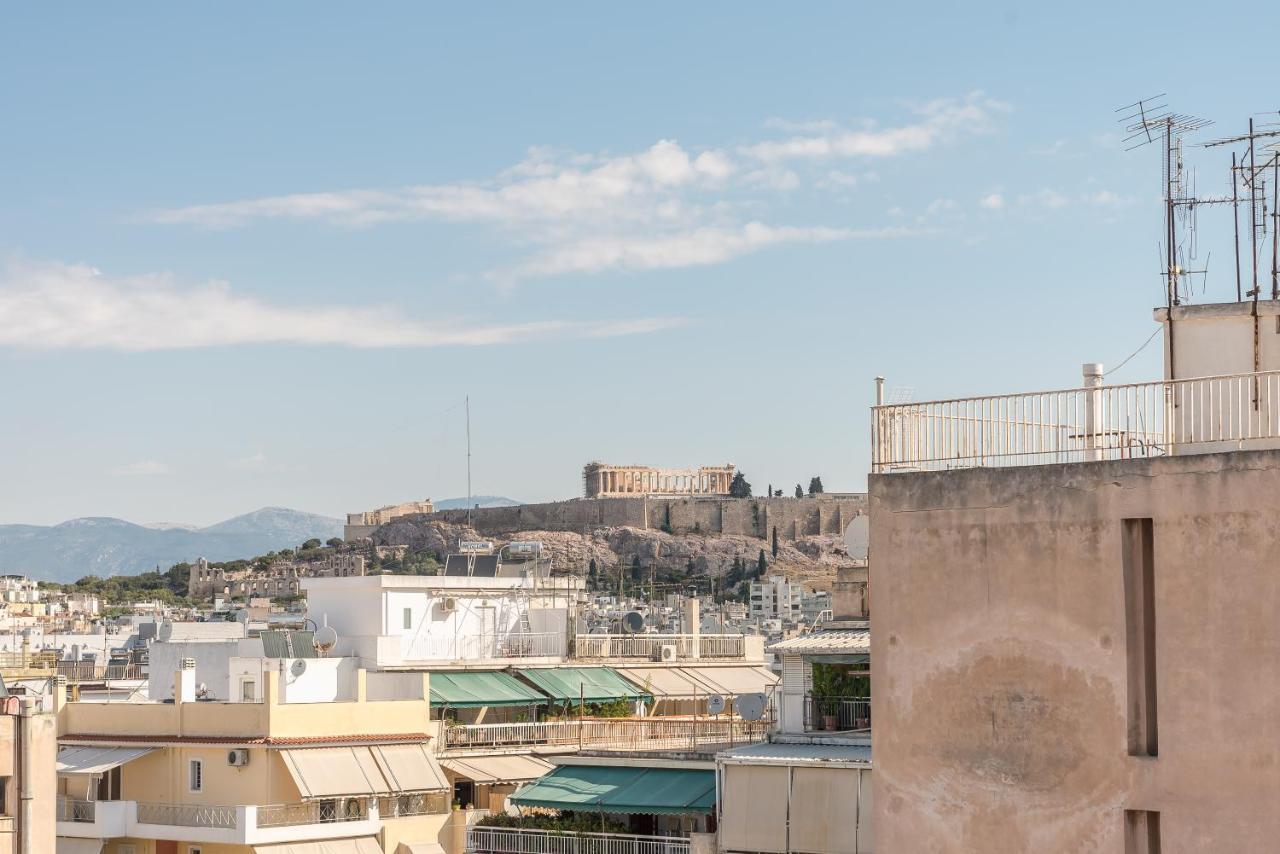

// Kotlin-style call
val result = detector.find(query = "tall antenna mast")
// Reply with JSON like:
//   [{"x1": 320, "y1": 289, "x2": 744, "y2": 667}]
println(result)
[{"x1": 465, "y1": 395, "x2": 472, "y2": 529}]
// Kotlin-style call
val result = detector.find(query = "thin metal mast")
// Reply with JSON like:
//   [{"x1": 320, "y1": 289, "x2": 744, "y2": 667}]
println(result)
[{"x1": 465, "y1": 395, "x2": 472, "y2": 529}]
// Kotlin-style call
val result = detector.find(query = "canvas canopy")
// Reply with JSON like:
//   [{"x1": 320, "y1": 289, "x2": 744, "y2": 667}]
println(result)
[
  {"x1": 440, "y1": 754, "x2": 553, "y2": 783},
  {"x1": 510, "y1": 764, "x2": 715, "y2": 815},
  {"x1": 515, "y1": 667, "x2": 650, "y2": 704},
  {"x1": 253, "y1": 840, "x2": 382, "y2": 854},
  {"x1": 56, "y1": 746, "x2": 154, "y2": 776},
  {"x1": 428, "y1": 670, "x2": 546, "y2": 708}
]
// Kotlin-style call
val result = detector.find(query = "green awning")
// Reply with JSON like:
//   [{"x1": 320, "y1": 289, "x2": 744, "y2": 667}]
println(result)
[
  {"x1": 511, "y1": 764, "x2": 715, "y2": 815},
  {"x1": 429, "y1": 671, "x2": 547, "y2": 708},
  {"x1": 515, "y1": 667, "x2": 651, "y2": 705}
]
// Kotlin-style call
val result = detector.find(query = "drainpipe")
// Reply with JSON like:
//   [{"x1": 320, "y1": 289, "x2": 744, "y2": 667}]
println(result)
[{"x1": 18, "y1": 696, "x2": 36, "y2": 854}]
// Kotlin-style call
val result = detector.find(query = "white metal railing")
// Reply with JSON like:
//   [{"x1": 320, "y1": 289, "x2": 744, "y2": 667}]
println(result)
[
  {"x1": 573, "y1": 634, "x2": 744, "y2": 659},
  {"x1": 136, "y1": 801, "x2": 237, "y2": 828},
  {"x1": 376, "y1": 791, "x2": 450, "y2": 818},
  {"x1": 442, "y1": 717, "x2": 767, "y2": 752},
  {"x1": 872, "y1": 370, "x2": 1280, "y2": 472},
  {"x1": 56, "y1": 797, "x2": 96, "y2": 823},
  {"x1": 256, "y1": 798, "x2": 369, "y2": 827},
  {"x1": 468, "y1": 827, "x2": 691, "y2": 854},
  {"x1": 408, "y1": 632, "x2": 566, "y2": 661}
]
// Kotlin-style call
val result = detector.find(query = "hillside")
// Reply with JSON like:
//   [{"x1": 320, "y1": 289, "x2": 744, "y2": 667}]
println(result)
[{"x1": 0, "y1": 508, "x2": 342, "y2": 582}]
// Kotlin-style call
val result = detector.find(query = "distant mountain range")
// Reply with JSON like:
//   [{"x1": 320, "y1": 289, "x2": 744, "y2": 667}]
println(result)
[
  {"x1": 0, "y1": 498, "x2": 522, "y2": 583},
  {"x1": 0, "y1": 508, "x2": 343, "y2": 583}
]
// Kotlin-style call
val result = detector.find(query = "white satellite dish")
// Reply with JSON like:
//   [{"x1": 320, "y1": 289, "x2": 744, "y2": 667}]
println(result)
[
  {"x1": 290, "y1": 659, "x2": 308, "y2": 677},
  {"x1": 623, "y1": 611, "x2": 645, "y2": 634},
  {"x1": 706, "y1": 694, "x2": 726, "y2": 715},
  {"x1": 736, "y1": 692, "x2": 768, "y2": 722},
  {"x1": 157, "y1": 622, "x2": 173, "y2": 642}
]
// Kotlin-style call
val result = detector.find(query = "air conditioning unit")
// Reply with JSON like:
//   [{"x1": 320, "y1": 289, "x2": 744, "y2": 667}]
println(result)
[
  {"x1": 654, "y1": 644, "x2": 678, "y2": 663},
  {"x1": 440, "y1": 597, "x2": 458, "y2": 614},
  {"x1": 227, "y1": 749, "x2": 250, "y2": 767}
]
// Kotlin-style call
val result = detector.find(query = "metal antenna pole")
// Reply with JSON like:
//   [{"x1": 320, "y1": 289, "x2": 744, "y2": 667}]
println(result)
[
  {"x1": 1234, "y1": 151, "x2": 1243, "y2": 302},
  {"x1": 465, "y1": 396, "x2": 472, "y2": 529}
]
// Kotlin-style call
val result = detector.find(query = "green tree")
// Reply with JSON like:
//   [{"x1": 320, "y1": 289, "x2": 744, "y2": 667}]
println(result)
[
  {"x1": 326, "y1": 538, "x2": 344, "y2": 548},
  {"x1": 728, "y1": 472, "x2": 752, "y2": 498},
  {"x1": 756, "y1": 548, "x2": 767, "y2": 577},
  {"x1": 301, "y1": 538, "x2": 322, "y2": 550},
  {"x1": 809, "y1": 476, "x2": 824, "y2": 495},
  {"x1": 794, "y1": 484, "x2": 803, "y2": 498},
  {"x1": 771, "y1": 526, "x2": 779, "y2": 558}
]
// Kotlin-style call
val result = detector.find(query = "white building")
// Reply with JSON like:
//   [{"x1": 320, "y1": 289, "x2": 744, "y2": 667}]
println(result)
[{"x1": 749, "y1": 575, "x2": 802, "y2": 623}]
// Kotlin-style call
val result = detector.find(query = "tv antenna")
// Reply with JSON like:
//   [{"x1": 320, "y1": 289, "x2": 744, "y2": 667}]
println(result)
[{"x1": 465, "y1": 395, "x2": 472, "y2": 529}]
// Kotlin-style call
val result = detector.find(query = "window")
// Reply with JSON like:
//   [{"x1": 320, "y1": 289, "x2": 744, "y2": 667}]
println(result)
[
  {"x1": 403, "y1": 607, "x2": 413, "y2": 629},
  {"x1": 240, "y1": 679, "x2": 256, "y2": 702},
  {"x1": 1124, "y1": 810, "x2": 1161, "y2": 854},
  {"x1": 188, "y1": 759, "x2": 203, "y2": 793},
  {"x1": 189, "y1": 847, "x2": 203, "y2": 854}
]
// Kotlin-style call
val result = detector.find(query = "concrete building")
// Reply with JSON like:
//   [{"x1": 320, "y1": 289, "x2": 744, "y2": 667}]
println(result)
[
  {"x1": 869, "y1": 300, "x2": 1280, "y2": 852},
  {"x1": 0, "y1": 696, "x2": 57, "y2": 854},
  {"x1": 345, "y1": 499, "x2": 435, "y2": 540},
  {"x1": 582, "y1": 462, "x2": 736, "y2": 498},
  {"x1": 749, "y1": 575, "x2": 802, "y2": 624}
]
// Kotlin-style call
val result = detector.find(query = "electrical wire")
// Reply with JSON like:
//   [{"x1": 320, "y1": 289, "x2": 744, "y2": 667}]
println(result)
[{"x1": 1104, "y1": 327, "x2": 1163, "y2": 378}]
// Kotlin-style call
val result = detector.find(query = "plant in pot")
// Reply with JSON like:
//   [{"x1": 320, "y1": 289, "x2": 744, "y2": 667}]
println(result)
[{"x1": 810, "y1": 663, "x2": 846, "y2": 730}]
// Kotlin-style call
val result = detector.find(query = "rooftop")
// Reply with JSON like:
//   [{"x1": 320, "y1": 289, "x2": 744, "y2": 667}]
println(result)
[{"x1": 768, "y1": 628, "x2": 870, "y2": 656}]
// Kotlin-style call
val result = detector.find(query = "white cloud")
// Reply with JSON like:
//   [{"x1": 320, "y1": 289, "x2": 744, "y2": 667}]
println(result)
[
  {"x1": 927, "y1": 198, "x2": 958, "y2": 216},
  {"x1": 231, "y1": 452, "x2": 268, "y2": 471},
  {"x1": 1084, "y1": 190, "x2": 1132, "y2": 207},
  {"x1": 1019, "y1": 189, "x2": 1071, "y2": 210},
  {"x1": 504, "y1": 223, "x2": 915, "y2": 279},
  {"x1": 979, "y1": 193, "x2": 1005, "y2": 210},
  {"x1": 109, "y1": 460, "x2": 173, "y2": 477},
  {"x1": 741, "y1": 93, "x2": 1007, "y2": 162},
  {"x1": 0, "y1": 260, "x2": 685, "y2": 351}
]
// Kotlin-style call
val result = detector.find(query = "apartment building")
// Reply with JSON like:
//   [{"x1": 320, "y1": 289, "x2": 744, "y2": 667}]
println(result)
[
  {"x1": 748, "y1": 576, "x2": 801, "y2": 624},
  {"x1": 55, "y1": 662, "x2": 453, "y2": 854},
  {"x1": 869, "y1": 300, "x2": 1280, "y2": 852}
]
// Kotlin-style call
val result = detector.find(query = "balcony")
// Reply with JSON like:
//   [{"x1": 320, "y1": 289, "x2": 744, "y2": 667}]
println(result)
[
  {"x1": 55, "y1": 797, "x2": 381, "y2": 845},
  {"x1": 573, "y1": 634, "x2": 751, "y2": 660},
  {"x1": 441, "y1": 717, "x2": 768, "y2": 753},
  {"x1": 803, "y1": 696, "x2": 871, "y2": 732},
  {"x1": 468, "y1": 827, "x2": 692, "y2": 854},
  {"x1": 871, "y1": 369, "x2": 1280, "y2": 473},
  {"x1": 401, "y1": 631, "x2": 567, "y2": 663}
]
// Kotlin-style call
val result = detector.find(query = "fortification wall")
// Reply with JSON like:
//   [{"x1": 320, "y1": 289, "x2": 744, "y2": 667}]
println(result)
[{"x1": 421, "y1": 494, "x2": 867, "y2": 541}]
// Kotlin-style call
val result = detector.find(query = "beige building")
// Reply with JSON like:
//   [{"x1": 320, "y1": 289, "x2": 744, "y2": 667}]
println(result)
[
  {"x1": 345, "y1": 501, "x2": 435, "y2": 541},
  {"x1": 0, "y1": 697, "x2": 57, "y2": 854},
  {"x1": 55, "y1": 664, "x2": 456, "y2": 854},
  {"x1": 582, "y1": 463, "x2": 735, "y2": 498},
  {"x1": 869, "y1": 301, "x2": 1280, "y2": 852}
]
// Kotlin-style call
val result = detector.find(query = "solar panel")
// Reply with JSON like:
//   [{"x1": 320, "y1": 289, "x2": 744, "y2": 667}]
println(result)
[
  {"x1": 444, "y1": 555, "x2": 471, "y2": 576},
  {"x1": 471, "y1": 555, "x2": 499, "y2": 577}
]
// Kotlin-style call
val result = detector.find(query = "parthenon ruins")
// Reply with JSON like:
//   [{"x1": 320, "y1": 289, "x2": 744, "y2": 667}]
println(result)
[{"x1": 582, "y1": 462, "x2": 736, "y2": 498}]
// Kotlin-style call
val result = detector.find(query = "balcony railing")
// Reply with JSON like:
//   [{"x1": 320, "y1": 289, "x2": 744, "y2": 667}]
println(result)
[
  {"x1": 136, "y1": 801, "x2": 237, "y2": 828},
  {"x1": 407, "y1": 632, "x2": 566, "y2": 661},
  {"x1": 442, "y1": 717, "x2": 767, "y2": 752},
  {"x1": 872, "y1": 370, "x2": 1280, "y2": 473},
  {"x1": 56, "y1": 798, "x2": 95, "y2": 823},
  {"x1": 376, "y1": 791, "x2": 450, "y2": 818},
  {"x1": 256, "y1": 798, "x2": 369, "y2": 827},
  {"x1": 573, "y1": 634, "x2": 744, "y2": 660},
  {"x1": 803, "y1": 696, "x2": 871, "y2": 732},
  {"x1": 468, "y1": 827, "x2": 690, "y2": 854}
]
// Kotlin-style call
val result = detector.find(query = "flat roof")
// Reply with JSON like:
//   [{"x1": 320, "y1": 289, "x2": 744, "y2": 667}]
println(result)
[{"x1": 718, "y1": 739, "x2": 871, "y2": 767}]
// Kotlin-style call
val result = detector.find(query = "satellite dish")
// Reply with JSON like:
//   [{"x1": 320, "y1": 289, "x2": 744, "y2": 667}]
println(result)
[
  {"x1": 706, "y1": 694, "x2": 726, "y2": 715},
  {"x1": 290, "y1": 659, "x2": 308, "y2": 677},
  {"x1": 736, "y1": 692, "x2": 768, "y2": 722},
  {"x1": 313, "y1": 625, "x2": 338, "y2": 657},
  {"x1": 157, "y1": 623, "x2": 173, "y2": 642},
  {"x1": 623, "y1": 611, "x2": 645, "y2": 634}
]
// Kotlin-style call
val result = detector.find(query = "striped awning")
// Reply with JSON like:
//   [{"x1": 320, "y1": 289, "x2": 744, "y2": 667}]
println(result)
[{"x1": 511, "y1": 763, "x2": 715, "y2": 815}]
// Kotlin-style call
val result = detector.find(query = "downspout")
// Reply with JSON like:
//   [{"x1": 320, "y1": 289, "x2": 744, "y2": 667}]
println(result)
[{"x1": 18, "y1": 696, "x2": 35, "y2": 854}]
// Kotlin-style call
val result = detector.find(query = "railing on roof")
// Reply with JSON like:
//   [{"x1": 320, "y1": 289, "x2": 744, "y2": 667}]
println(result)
[
  {"x1": 408, "y1": 632, "x2": 566, "y2": 661},
  {"x1": 803, "y1": 696, "x2": 871, "y2": 732},
  {"x1": 573, "y1": 634, "x2": 744, "y2": 660},
  {"x1": 376, "y1": 790, "x2": 451, "y2": 818},
  {"x1": 871, "y1": 370, "x2": 1280, "y2": 473},
  {"x1": 256, "y1": 798, "x2": 369, "y2": 827},
  {"x1": 442, "y1": 716, "x2": 767, "y2": 752},
  {"x1": 55, "y1": 797, "x2": 95, "y2": 823},
  {"x1": 468, "y1": 827, "x2": 691, "y2": 854}
]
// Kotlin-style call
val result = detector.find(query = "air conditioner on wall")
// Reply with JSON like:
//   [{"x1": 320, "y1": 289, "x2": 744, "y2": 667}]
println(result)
[
  {"x1": 654, "y1": 644, "x2": 678, "y2": 663},
  {"x1": 227, "y1": 749, "x2": 250, "y2": 767},
  {"x1": 440, "y1": 597, "x2": 458, "y2": 614}
]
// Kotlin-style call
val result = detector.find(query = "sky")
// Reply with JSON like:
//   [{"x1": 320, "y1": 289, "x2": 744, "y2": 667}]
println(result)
[{"x1": 1, "y1": 3, "x2": 1275, "y2": 526}]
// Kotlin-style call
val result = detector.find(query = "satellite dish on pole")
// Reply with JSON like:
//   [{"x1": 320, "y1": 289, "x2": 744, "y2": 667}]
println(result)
[
  {"x1": 736, "y1": 692, "x2": 768, "y2": 722},
  {"x1": 706, "y1": 694, "x2": 726, "y2": 715},
  {"x1": 290, "y1": 659, "x2": 308, "y2": 677},
  {"x1": 623, "y1": 612, "x2": 645, "y2": 634},
  {"x1": 313, "y1": 625, "x2": 338, "y2": 657}
]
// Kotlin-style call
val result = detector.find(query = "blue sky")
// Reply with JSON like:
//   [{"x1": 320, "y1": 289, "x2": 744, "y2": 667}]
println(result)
[{"x1": 0, "y1": 3, "x2": 1271, "y2": 525}]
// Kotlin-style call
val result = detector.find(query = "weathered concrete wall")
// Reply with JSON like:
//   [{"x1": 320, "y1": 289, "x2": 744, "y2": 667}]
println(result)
[
  {"x1": 424, "y1": 494, "x2": 867, "y2": 542},
  {"x1": 870, "y1": 450, "x2": 1280, "y2": 853}
]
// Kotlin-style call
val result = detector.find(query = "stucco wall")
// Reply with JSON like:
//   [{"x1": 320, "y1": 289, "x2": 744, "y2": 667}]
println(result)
[{"x1": 870, "y1": 450, "x2": 1280, "y2": 853}]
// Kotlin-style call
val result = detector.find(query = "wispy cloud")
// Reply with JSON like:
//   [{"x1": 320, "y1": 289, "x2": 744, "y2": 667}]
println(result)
[
  {"x1": 978, "y1": 193, "x2": 1005, "y2": 210},
  {"x1": 741, "y1": 93, "x2": 1007, "y2": 162},
  {"x1": 109, "y1": 460, "x2": 173, "y2": 477},
  {"x1": 0, "y1": 260, "x2": 685, "y2": 351}
]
